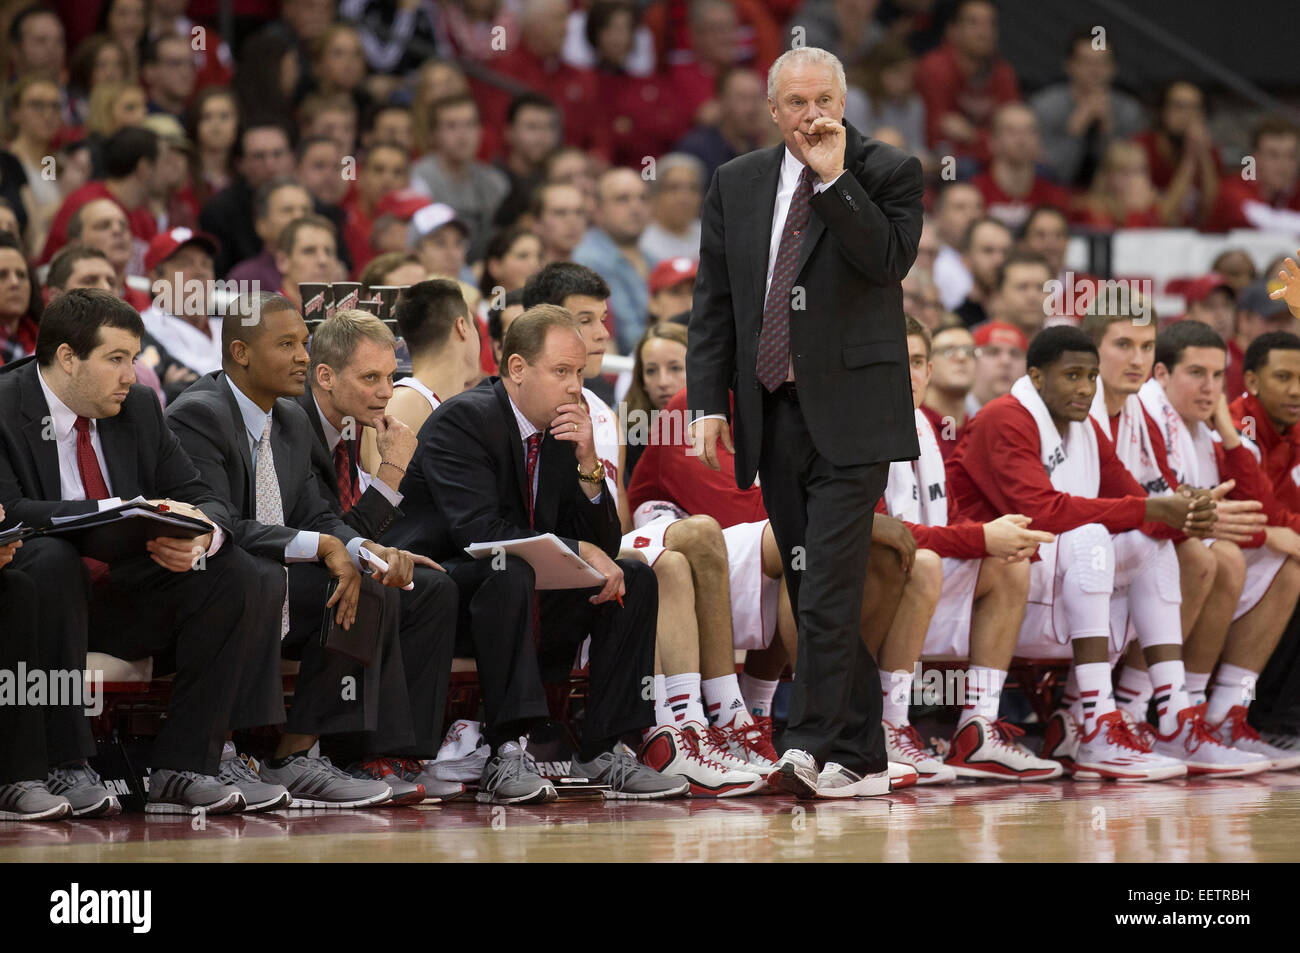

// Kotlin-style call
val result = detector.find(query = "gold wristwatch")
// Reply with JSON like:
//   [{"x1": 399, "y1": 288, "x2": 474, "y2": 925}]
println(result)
[{"x1": 577, "y1": 460, "x2": 606, "y2": 484}]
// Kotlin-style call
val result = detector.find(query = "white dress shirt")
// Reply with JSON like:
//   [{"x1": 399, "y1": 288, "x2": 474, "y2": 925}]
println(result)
[
  {"x1": 38, "y1": 368, "x2": 224, "y2": 556},
  {"x1": 225, "y1": 377, "x2": 366, "y2": 567}
]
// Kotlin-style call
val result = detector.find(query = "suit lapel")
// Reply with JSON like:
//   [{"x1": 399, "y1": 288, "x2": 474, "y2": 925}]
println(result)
[
  {"x1": 270, "y1": 401, "x2": 297, "y2": 513},
  {"x1": 97, "y1": 414, "x2": 137, "y2": 498},
  {"x1": 216, "y1": 373, "x2": 255, "y2": 507},
  {"x1": 748, "y1": 146, "x2": 783, "y2": 313},
  {"x1": 18, "y1": 365, "x2": 60, "y2": 500},
  {"x1": 492, "y1": 379, "x2": 529, "y2": 517}
]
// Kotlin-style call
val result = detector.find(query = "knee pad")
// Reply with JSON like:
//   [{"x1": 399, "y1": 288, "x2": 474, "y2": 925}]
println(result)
[{"x1": 1056, "y1": 524, "x2": 1114, "y2": 595}]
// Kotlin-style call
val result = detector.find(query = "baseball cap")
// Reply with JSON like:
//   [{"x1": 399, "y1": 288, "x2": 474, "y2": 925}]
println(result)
[
  {"x1": 1238, "y1": 279, "x2": 1291, "y2": 320},
  {"x1": 1183, "y1": 272, "x2": 1234, "y2": 305},
  {"x1": 409, "y1": 202, "x2": 470, "y2": 242},
  {"x1": 972, "y1": 321, "x2": 1029, "y2": 353},
  {"x1": 648, "y1": 256, "x2": 698, "y2": 294},
  {"x1": 145, "y1": 227, "x2": 219, "y2": 273},
  {"x1": 375, "y1": 188, "x2": 432, "y2": 222}
]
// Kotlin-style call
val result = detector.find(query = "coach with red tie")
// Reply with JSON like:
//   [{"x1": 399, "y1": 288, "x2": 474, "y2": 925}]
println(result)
[{"x1": 689, "y1": 47, "x2": 924, "y2": 798}]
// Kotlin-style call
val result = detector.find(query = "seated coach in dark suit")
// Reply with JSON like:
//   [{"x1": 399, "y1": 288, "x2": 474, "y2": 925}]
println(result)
[
  {"x1": 0, "y1": 289, "x2": 269, "y2": 817},
  {"x1": 384, "y1": 304, "x2": 687, "y2": 804},
  {"x1": 165, "y1": 292, "x2": 433, "y2": 809},
  {"x1": 294, "y1": 308, "x2": 462, "y2": 802}
]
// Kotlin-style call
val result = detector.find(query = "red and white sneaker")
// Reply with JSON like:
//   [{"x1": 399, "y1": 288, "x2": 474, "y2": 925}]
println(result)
[
  {"x1": 705, "y1": 712, "x2": 778, "y2": 776},
  {"x1": 1075, "y1": 710, "x2": 1186, "y2": 782},
  {"x1": 884, "y1": 720, "x2": 955, "y2": 785},
  {"x1": 1143, "y1": 705, "x2": 1270, "y2": 777},
  {"x1": 1041, "y1": 708, "x2": 1081, "y2": 772},
  {"x1": 639, "y1": 724, "x2": 765, "y2": 798},
  {"x1": 943, "y1": 716, "x2": 1063, "y2": 781},
  {"x1": 888, "y1": 761, "x2": 919, "y2": 790},
  {"x1": 1209, "y1": 705, "x2": 1300, "y2": 771}
]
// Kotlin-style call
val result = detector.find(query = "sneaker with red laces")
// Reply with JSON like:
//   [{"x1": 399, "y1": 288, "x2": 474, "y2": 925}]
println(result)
[
  {"x1": 349, "y1": 758, "x2": 426, "y2": 805},
  {"x1": 1041, "y1": 708, "x2": 1081, "y2": 771},
  {"x1": 395, "y1": 758, "x2": 466, "y2": 803},
  {"x1": 706, "y1": 712, "x2": 778, "y2": 776},
  {"x1": 1144, "y1": 705, "x2": 1270, "y2": 777},
  {"x1": 884, "y1": 721, "x2": 955, "y2": 784},
  {"x1": 1074, "y1": 711, "x2": 1186, "y2": 782},
  {"x1": 943, "y1": 716, "x2": 1062, "y2": 781},
  {"x1": 1208, "y1": 706, "x2": 1300, "y2": 771},
  {"x1": 639, "y1": 724, "x2": 765, "y2": 797},
  {"x1": 684, "y1": 722, "x2": 761, "y2": 778}
]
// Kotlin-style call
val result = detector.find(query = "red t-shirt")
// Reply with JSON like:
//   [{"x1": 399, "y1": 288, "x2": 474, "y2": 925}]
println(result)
[
  {"x1": 947, "y1": 394, "x2": 1149, "y2": 534},
  {"x1": 914, "y1": 43, "x2": 1020, "y2": 160},
  {"x1": 40, "y1": 182, "x2": 158, "y2": 265},
  {"x1": 626, "y1": 388, "x2": 767, "y2": 529},
  {"x1": 1230, "y1": 392, "x2": 1300, "y2": 534},
  {"x1": 972, "y1": 169, "x2": 1072, "y2": 230},
  {"x1": 1205, "y1": 175, "x2": 1300, "y2": 232}
]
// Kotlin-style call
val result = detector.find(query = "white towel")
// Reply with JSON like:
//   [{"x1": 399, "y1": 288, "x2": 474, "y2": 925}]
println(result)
[
  {"x1": 1089, "y1": 377, "x2": 1170, "y2": 495},
  {"x1": 884, "y1": 409, "x2": 949, "y2": 527},
  {"x1": 1138, "y1": 378, "x2": 1220, "y2": 487}
]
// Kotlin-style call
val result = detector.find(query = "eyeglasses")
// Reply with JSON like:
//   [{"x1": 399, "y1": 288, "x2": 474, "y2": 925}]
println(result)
[
  {"x1": 934, "y1": 345, "x2": 976, "y2": 359},
  {"x1": 976, "y1": 346, "x2": 1026, "y2": 360}
]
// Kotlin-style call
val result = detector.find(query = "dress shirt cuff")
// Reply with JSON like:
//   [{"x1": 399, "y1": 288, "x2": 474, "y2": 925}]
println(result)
[
  {"x1": 96, "y1": 497, "x2": 124, "y2": 511},
  {"x1": 813, "y1": 171, "x2": 844, "y2": 193},
  {"x1": 346, "y1": 535, "x2": 368, "y2": 571},
  {"x1": 285, "y1": 531, "x2": 320, "y2": 563},
  {"x1": 689, "y1": 413, "x2": 727, "y2": 429},
  {"x1": 370, "y1": 478, "x2": 403, "y2": 508},
  {"x1": 205, "y1": 525, "x2": 226, "y2": 558}
]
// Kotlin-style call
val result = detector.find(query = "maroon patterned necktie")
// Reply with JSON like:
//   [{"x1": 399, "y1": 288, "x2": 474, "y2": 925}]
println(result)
[
  {"x1": 756, "y1": 164, "x2": 816, "y2": 391},
  {"x1": 334, "y1": 439, "x2": 360, "y2": 512},
  {"x1": 525, "y1": 432, "x2": 542, "y2": 527}
]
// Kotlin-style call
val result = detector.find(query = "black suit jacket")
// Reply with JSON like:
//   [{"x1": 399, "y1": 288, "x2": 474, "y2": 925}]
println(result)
[
  {"x1": 0, "y1": 357, "x2": 231, "y2": 533},
  {"x1": 688, "y1": 120, "x2": 924, "y2": 486},
  {"x1": 382, "y1": 378, "x2": 620, "y2": 563},
  {"x1": 294, "y1": 387, "x2": 402, "y2": 542},
  {"x1": 164, "y1": 370, "x2": 359, "y2": 561}
]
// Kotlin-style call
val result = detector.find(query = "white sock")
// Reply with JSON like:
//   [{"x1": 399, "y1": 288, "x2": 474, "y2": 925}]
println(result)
[
  {"x1": 1185, "y1": 670, "x2": 1211, "y2": 708},
  {"x1": 1074, "y1": 661, "x2": 1116, "y2": 737},
  {"x1": 702, "y1": 673, "x2": 747, "y2": 726},
  {"x1": 1148, "y1": 659, "x2": 1192, "y2": 735},
  {"x1": 958, "y1": 666, "x2": 1005, "y2": 727},
  {"x1": 1206, "y1": 663, "x2": 1258, "y2": 727},
  {"x1": 663, "y1": 672, "x2": 706, "y2": 727},
  {"x1": 653, "y1": 674, "x2": 673, "y2": 728},
  {"x1": 880, "y1": 668, "x2": 912, "y2": 726},
  {"x1": 739, "y1": 673, "x2": 779, "y2": 718},
  {"x1": 1114, "y1": 666, "x2": 1153, "y2": 722},
  {"x1": 1062, "y1": 669, "x2": 1083, "y2": 723}
]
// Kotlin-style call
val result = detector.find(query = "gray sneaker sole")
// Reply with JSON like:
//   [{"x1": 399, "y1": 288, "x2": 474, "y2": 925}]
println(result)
[
  {"x1": 475, "y1": 782, "x2": 558, "y2": 805},
  {"x1": 769, "y1": 762, "x2": 818, "y2": 799},
  {"x1": 145, "y1": 791, "x2": 245, "y2": 815},
  {"x1": 70, "y1": 794, "x2": 122, "y2": 818},
  {"x1": 242, "y1": 790, "x2": 293, "y2": 812},
  {"x1": 602, "y1": 777, "x2": 690, "y2": 800},
  {"x1": 287, "y1": 786, "x2": 393, "y2": 809},
  {"x1": 0, "y1": 800, "x2": 72, "y2": 821}
]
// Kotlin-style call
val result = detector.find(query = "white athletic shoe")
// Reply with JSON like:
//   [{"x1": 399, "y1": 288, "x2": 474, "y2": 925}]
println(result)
[
  {"x1": 639, "y1": 724, "x2": 765, "y2": 798},
  {"x1": 816, "y1": 762, "x2": 890, "y2": 798},
  {"x1": 1074, "y1": 711, "x2": 1186, "y2": 782},
  {"x1": 769, "y1": 748, "x2": 820, "y2": 799},
  {"x1": 884, "y1": 720, "x2": 956, "y2": 785},
  {"x1": 1042, "y1": 708, "x2": 1081, "y2": 772},
  {"x1": 1208, "y1": 706, "x2": 1300, "y2": 771},
  {"x1": 943, "y1": 715, "x2": 1063, "y2": 781},
  {"x1": 888, "y1": 761, "x2": 918, "y2": 790},
  {"x1": 1143, "y1": 705, "x2": 1270, "y2": 777},
  {"x1": 432, "y1": 718, "x2": 491, "y2": 783}
]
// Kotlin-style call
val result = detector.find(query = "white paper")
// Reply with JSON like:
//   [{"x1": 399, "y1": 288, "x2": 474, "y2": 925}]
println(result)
[{"x1": 464, "y1": 533, "x2": 606, "y2": 590}]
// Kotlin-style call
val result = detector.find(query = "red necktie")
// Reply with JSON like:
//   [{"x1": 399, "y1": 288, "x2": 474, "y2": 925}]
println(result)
[
  {"x1": 524, "y1": 432, "x2": 542, "y2": 648},
  {"x1": 334, "y1": 439, "x2": 360, "y2": 512},
  {"x1": 756, "y1": 164, "x2": 815, "y2": 391},
  {"x1": 525, "y1": 432, "x2": 542, "y2": 528},
  {"x1": 73, "y1": 416, "x2": 111, "y2": 583}
]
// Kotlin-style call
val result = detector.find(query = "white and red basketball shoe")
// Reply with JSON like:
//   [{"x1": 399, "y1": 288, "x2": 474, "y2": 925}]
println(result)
[
  {"x1": 705, "y1": 711, "x2": 778, "y2": 777},
  {"x1": 1074, "y1": 710, "x2": 1186, "y2": 782},
  {"x1": 639, "y1": 724, "x2": 765, "y2": 797},
  {"x1": 1141, "y1": 705, "x2": 1270, "y2": 777},
  {"x1": 1208, "y1": 705, "x2": 1300, "y2": 771},
  {"x1": 884, "y1": 720, "x2": 956, "y2": 785},
  {"x1": 943, "y1": 716, "x2": 1062, "y2": 781}
]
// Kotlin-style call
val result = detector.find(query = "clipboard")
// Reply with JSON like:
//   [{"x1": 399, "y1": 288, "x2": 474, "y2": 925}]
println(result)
[
  {"x1": 463, "y1": 533, "x2": 606, "y2": 590},
  {"x1": 3, "y1": 501, "x2": 213, "y2": 564}
]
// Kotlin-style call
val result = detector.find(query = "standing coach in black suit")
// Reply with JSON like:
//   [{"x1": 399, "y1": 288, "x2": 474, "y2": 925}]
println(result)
[{"x1": 688, "y1": 47, "x2": 924, "y2": 798}]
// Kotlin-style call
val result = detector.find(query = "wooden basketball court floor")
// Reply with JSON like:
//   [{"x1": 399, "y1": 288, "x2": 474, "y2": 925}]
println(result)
[{"x1": 5, "y1": 772, "x2": 1300, "y2": 862}]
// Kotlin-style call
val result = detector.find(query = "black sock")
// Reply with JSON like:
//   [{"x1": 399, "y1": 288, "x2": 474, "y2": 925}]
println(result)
[{"x1": 267, "y1": 747, "x2": 314, "y2": 768}]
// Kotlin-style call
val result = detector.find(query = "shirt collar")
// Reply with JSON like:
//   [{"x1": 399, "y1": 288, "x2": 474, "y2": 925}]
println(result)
[
  {"x1": 36, "y1": 367, "x2": 82, "y2": 442},
  {"x1": 781, "y1": 148, "x2": 808, "y2": 186},
  {"x1": 507, "y1": 393, "x2": 539, "y2": 442},
  {"x1": 315, "y1": 392, "x2": 343, "y2": 453},
  {"x1": 224, "y1": 375, "x2": 273, "y2": 446}
]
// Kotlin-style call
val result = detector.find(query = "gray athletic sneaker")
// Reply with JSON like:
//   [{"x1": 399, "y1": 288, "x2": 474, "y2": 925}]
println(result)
[
  {"x1": 146, "y1": 768, "x2": 245, "y2": 814},
  {"x1": 570, "y1": 744, "x2": 690, "y2": 800},
  {"x1": 476, "y1": 740, "x2": 557, "y2": 805},
  {"x1": 218, "y1": 750, "x2": 292, "y2": 812},
  {"x1": 258, "y1": 755, "x2": 391, "y2": 809},
  {"x1": 46, "y1": 762, "x2": 121, "y2": 817},
  {"x1": 0, "y1": 781, "x2": 72, "y2": 821}
]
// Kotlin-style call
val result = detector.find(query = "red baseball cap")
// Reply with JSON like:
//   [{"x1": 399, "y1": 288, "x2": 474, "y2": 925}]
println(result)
[
  {"x1": 145, "y1": 227, "x2": 219, "y2": 274},
  {"x1": 973, "y1": 321, "x2": 1029, "y2": 352},
  {"x1": 1182, "y1": 272, "x2": 1235, "y2": 305},
  {"x1": 648, "y1": 256, "x2": 698, "y2": 294},
  {"x1": 374, "y1": 188, "x2": 433, "y2": 222}
]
